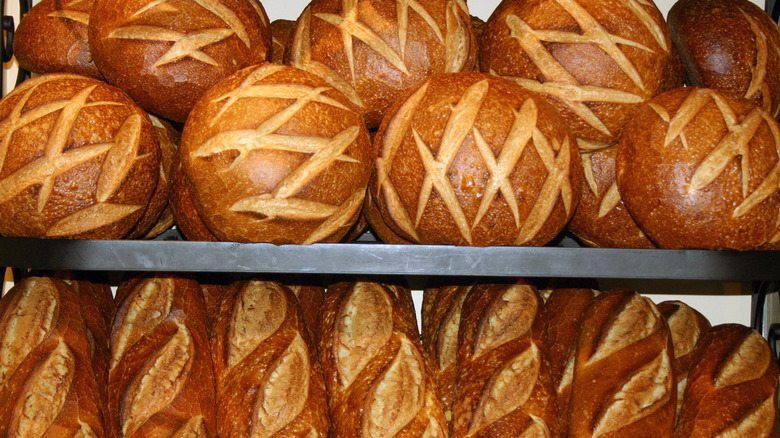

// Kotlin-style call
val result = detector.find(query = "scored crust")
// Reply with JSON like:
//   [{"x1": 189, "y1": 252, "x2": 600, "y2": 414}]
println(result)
[
  {"x1": 286, "y1": 0, "x2": 477, "y2": 128},
  {"x1": 480, "y1": 0, "x2": 683, "y2": 150},
  {"x1": 0, "y1": 73, "x2": 161, "y2": 239},
  {"x1": 568, "y1": 145, "x2": 656, "y2": 248},
  {"x1": 370, "y1": 72, "x2": 582, "y2": 246},
  {"x1": 180, "y1": 63, "x2": 373, "y2": 244},
  {"x1": 88, "y1": 0, "x2": 272, "y2": 122},
  {"x1": 616, "y1": 86, "x2": 780, "y2": 250}
]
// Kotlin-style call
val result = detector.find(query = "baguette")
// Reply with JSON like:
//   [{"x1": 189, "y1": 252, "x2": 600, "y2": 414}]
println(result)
[
  {"x1": 568, "y1": 289, "x2": 675, "y2": 437},
  {"x1": 318, "y1": 280, "x2": 448, "y2": 437},
  {"x1": 451, "y1": 281, "x2": 558, "y2": 437},
  {"x1": 109, "y1": 274, "x2": 217, "y2": 437},
  {"x1": 0, "y1": 276, "x2": 105, "y2": 437},
  {"x1": 421, "y1": 284, "x2": 475, "y2": 425},
  {"x1": 210, "y1": 279, "x2": 329, "y2": 437},
  {"x1": 545, "y1": 288, "x2": 599, "y2": 433},
  {"x1": 657, "y1": 300, "x2": 711, "y2": 418},
  {"x1": 675, "y1": 324, "x2": 779, "y2": 437}
]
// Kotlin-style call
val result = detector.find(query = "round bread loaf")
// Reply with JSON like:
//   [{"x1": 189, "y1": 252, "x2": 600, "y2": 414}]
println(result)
[
  {"x1": 568, "y1": 145, "x2": 656, "y2": 248},
  {"x1": 0, "y1": 73, "x2": 161, "y2": 239},
  {"x1": 180, "y1": 63, "x2": 373, "y2": 244},
  {"x1": 668, "y1": 0, "x2": 780, "y2": 118},
  {"x1": 88, "y1": 0, "x2": 272, "y2": 123},
  {"x1": 370, "y1": 72, "x2": 582, "y2": 246},
  {"x1": 270, "y1": 19, "x2": 296, "y2": 64},
  {"x1": 285, "y1": 0, "x2": 477, "y2": 128},
  {"x1": 479, "y1": 0, "x2": 683, "y2": 151},
  {"x1": 13, "y1": 0, "x2": 102, "y2": 78},
  {"x1": 128, "y1": 114, "x2": 177, "y2": 238},
  {"x1": 170, "y1": 158, "x2": 219, "y2": 241},
  {"x1": 616, "y1": 87, "x2": 780, "y2": 250}
]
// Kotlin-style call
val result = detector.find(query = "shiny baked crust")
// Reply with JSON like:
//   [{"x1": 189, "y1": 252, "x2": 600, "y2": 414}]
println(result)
[
  {"x1": 180, "y1": 63, "x2": 372, "y2": 243},
  {"x1": 616, "y1": 86, "x2": 780, "y2": 250},
  {"x1": 0, "y1": 73, "x2": 161, "y2": 239},
  {"x1": 371, "y1": 72, "x2": 582, "y2": 246},
  {"x1": 480, "y1": 0, "x2": 683, "y2": 150}
]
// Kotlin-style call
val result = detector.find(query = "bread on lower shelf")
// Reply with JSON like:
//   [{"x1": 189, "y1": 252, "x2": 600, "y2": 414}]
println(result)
[{"x1": 0, "y1": 274, "x2": 777, "y2": 437}]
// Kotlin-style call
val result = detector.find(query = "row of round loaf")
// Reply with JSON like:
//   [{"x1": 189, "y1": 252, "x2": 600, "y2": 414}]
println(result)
[
  {"x1": 4, "y1": 0, "x2": 780, "y2": 248},
  {"x1": 0, "y1": 273, "x2": 777, "y2": 437},
  {"x1": 13, "y1": 0, "x2": 476, "y2": 127},
  {"x1": 0, "y1": 67, "x2": 778, "y2": 250}
]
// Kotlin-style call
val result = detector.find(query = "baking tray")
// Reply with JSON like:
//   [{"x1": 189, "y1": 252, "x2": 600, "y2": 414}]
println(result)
[{"x1": 0, "y1": 232, "x2": 777, "y2": 281}]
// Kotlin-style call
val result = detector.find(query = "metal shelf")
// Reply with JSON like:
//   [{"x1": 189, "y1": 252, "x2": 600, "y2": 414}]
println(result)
[{"x1": 0, "y1": 235, "x2": 778, "y2": 282}]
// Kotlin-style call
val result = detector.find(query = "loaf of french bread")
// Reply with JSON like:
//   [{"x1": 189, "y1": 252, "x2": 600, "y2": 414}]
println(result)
[
  {"x1": 451, "y1": 281, "x2": 559, "y2": 437},
  {"x1": 318, "y1": 280, "x2": 448, "y2": 437},
  {"x1": 545, "y1": 287, "x2": 599, "y2": 433},
  {"x1": 109, "y1": 274, "x2": 217, "y2": 437},
  {"x1": 0, "y1": 276, "x2": 105, "y2": 437},
  {"x1": 210, "y1": 279, "x2": 330, "y2": 437},
  {"x1": 568, "y1": 289, "x2": 675, "y2": 437},
  {"x1": 675, "y1": 323, "x2": 779, "y2": 437},
  {"x1": 421, "y1": 284, "x2": 475, "y2": 426},
  {"x1": 657, "y1": 300, "x2": 711, "y2": 418}
]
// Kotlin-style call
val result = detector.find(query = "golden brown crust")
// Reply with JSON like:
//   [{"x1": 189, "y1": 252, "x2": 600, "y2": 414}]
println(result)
[
  {"x1": 450, "y1": 281, "x2": 558, "y2": 437},
  {"x1": 109, "y1": 274, "x2": 217, "y2": 438},
  {"x1": 318, "y1": 280, "x2": 448, "y2": 437},
  {"x1": 47, "y1": 271, "x2": 114, "y2": 417},
  {"x1": 170, "y1": 157, "x2": 219, "y2": 241},
  {"x1": 568, "y1": 146, "x2": 656, "y2": 248},
  {"x1": 616, "y1": 86, "x2": 780, "y2": 250},
  {"x1": 128, "y1": 115, "x2": 178, "y2": 239},
  {"x1": 421, "y1": 284, "x2": 475, "y2": 426},
  {"x1": 568, "y1": 289, "x2": 675, "y2": 438},
  {"x1": 544, "y1": 287, "x2": 598, "y2": 433},
  {"x1": 479, "y1": 0, "x2": 683, "y2": 150},
  {"x1": 675, "y1": 324, "x2": 779, "y2": 438},
  {"x1": 286, "y1": 283, "x2": 326, "y2": 342},
  {"x1": 210, "y1": 279, "x2": 329, "y2": 437},
  {"x1": 180, "y1": 64, "x2": 373, "y2": 244},
  {"x1": 13, "y1": 0, "x2": 102, "y2": 78},
  {"x1": 0, "y1": 276, "x2": 105, "y2": 437},
  {"x1": 270, "y1": 19, "x2": 296, "y2": 65},
  {"x1": 657, "y1": 300, "x2": 711, "y2": 419},
  {"x1": 88, "y1": 0, "x2": 271, "y2": 122},
  {"x1": 286, "y1": 0, "x2": 477, "y2": 128},
  {"x1": 371, "y1": 72, "x2": 583, "y2": 246},
  {"x1": 0, "y1": 73, "x2": 161, "y2": 239},
  {"x1": 668, "y1": 0, "x2": 780, "y2": 118}
]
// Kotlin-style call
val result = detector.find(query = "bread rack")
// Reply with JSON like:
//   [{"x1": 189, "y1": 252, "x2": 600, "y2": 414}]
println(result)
[{"x1": 0, "y1": 0, "x2": 777, "y2": 362}]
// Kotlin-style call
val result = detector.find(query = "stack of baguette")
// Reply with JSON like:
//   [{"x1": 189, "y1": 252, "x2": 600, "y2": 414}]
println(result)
[
  {"x1": 2, "y1": 0, "x2": 778, "y2": 248},
  {"x1": 0, "y1": 273, "x2": 777, "y2": 437}
]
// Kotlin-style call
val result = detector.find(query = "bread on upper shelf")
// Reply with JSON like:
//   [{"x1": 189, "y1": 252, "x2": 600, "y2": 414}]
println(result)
[
  {"x1": 13, "y1": 0, "x2": 102, "y2": 79},
  {"x1": 669, "y1": 0, "x2": 780, "y2": 118},
  {"x1": 370, "y1": 72, "x2": 582, "y2": 246},
  {"x1": 88, "y1": 0, "x2": 272, "y2": 123},
  {"x1": 179, "y1": 63, "x2": 373, "y2": 244},
  {"x1": 0, "y1": 74, "x2": 163, "y2": 240},
  {"x1": 616, "y1": 86, "x2": 780, "y2": 250}
]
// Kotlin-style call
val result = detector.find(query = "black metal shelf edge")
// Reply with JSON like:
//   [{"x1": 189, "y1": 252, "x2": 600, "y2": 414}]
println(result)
[{"x1": 0, "y1": 237, "x2": 778, "y2": 281}]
